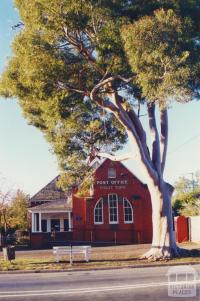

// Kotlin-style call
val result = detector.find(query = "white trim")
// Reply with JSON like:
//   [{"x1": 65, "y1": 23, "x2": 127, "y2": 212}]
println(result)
[
  {"x1": 28, "y1": 209, "x2": 72, "y2": 213},
  {"x1": 94, "y1": 198, "x2": 104, "y2": 225},
  {"x1": 33, "y1": 212, "x2": 40, "y2": 232},
  {"x1": 60, "y1": 218, "x2": 64, "y2": 232},
  {"x1": 39, "y1": 212, "x2": 42, "y2": 232},
  {"x1": 108, "y1": 194, "x2": 118, "y2": 224},
  {"x1": 31, "y1": 213, "x2": 34, "y2": 232},
  {"x1": 123, "y1": 198, "x2": 133, "y2": 224},
  {"x1": 47, "y1": 218, "x2": 51, "y2": 232},
  {"x1": 68, "y1": 211, "x2": 72, "y2": 231}
]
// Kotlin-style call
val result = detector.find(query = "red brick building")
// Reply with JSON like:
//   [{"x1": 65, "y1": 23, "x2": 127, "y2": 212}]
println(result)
[{"x1": 29, "y1": 158, "x2": 152, "y2": 248}]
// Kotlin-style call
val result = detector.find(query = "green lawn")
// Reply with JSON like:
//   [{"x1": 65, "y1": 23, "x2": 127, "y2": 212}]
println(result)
[{"x1": 0, "y1": 256, "x2": 199, "y2": 272}]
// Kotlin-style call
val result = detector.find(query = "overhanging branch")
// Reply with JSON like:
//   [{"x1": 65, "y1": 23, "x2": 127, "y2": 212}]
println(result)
[
  {"x1": 57, "y1": 81, "x2": 86, "y2": 94},
  {"x1": 90, "y1": 83, "x2": 159, "y2": 183},
  {"x1": 98, "y1": 152, "x2": 133, "y2": 161}
]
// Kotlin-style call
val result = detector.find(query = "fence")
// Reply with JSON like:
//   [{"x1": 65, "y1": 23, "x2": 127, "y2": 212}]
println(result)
[
  {"x1": 30, "y1": 228, "x2": 139, "y2": 249},
  {"x1": 175, "y1": 215, "x2": 200, "y2": 243},
  {"x1": 189, "y1": 216, "x2": 200, "y2": 242}
]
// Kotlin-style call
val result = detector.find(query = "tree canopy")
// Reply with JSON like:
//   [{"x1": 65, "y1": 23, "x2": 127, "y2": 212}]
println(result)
[
  {"x1": 172, "y1": 174, "x2": 200, "y2": 216},
  {"x1": 0, "y1": 189, "x2": 29, "y2": 233},
  {"x1": 1, "y1": 0, "x2": 200, "y2": 188}
]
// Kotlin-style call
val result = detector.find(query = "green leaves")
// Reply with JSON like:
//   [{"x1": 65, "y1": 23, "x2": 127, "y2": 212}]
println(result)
[
  {"x1": 121, "y1": 8, "x2": 200, "y2": 103},
  {"x1": 1, "y1": 1, "x2": 200, "y2": 189}
]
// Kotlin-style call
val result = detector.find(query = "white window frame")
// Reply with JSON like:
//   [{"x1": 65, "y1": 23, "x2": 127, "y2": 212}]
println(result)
[
  {"x1": 108, "y1": 194, "x2": 118, "y2": 224},
  {"x1": 94, "y1": 198, "x2": 104, "y2": 224},
  {"x1": 123, "y1": 198, "x2": 133, "y2": 223},
  {"x1": 108, "y1": 167, "x2": 116, "y2": 178}
]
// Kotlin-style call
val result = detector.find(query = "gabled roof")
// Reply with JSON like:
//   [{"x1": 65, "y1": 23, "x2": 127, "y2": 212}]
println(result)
[
  {"x1": 29, "y1": 156, "x2": 146, "y2": 211},
  {"x1": 91, "y1": 157, "x2": 146, "y2": 186},
  {"x1": 90, "y1": 156, "x2": 146, "y2": 185},
  {"x1": 30, "y1": 176, "x2": 67, "y2": 202},
  {"x1": 28, "y1": 198, "x2": 72, "y2": 212}
]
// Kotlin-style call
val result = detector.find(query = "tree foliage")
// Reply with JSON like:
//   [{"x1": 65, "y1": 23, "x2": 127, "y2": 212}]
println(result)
[
  {"x1": 8, "y1": 190, "x2": 29, "y2": 230},
  {"x1": 121, "y1": 8, "x2": 200, "y2": 102},
  {"x1": 173, "y1": 189, "x2": 200, "y2": 216},
  {"x1": 1, "y1": 0, "x2": 200, "y2": 189},
  {"x1": 0, "y1": 190, "x2": 29, "y2": 233},
  {"x1": 172, "y1": 174, "x2": 200, "y2": 216}
]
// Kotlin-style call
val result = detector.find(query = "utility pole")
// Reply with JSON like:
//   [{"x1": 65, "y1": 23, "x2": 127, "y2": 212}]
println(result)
[{"x1": 188, "y1": 172, "x2": 195, "y2": 191}]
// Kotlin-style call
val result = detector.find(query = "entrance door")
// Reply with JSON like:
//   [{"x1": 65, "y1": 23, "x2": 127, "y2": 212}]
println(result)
[{"x1": 51, "y1": 219, "x2": 60, "y2": 232}]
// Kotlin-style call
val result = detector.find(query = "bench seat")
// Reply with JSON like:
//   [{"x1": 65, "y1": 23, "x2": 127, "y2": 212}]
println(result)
[{"x1": 53, "y1": 246, "x2": 91, "y2": 264}]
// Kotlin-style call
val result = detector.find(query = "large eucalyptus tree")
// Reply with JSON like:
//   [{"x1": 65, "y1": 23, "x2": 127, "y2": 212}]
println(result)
[{"x1": 1, "y1": 0, "x2": 200, "y2": 259}]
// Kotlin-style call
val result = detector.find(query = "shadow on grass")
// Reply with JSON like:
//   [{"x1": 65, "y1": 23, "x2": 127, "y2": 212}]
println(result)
[
  {"x1": 29, "y1": 249, "x2": 200, "y2": 266},
  {"x1": 189, "y1": 248, "x2": 200, "y2": 257}
]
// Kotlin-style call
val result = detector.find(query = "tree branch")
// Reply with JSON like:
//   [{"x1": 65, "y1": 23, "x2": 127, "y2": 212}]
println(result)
[
  {"x1": 90, "y1": 87, "x2": 119, "y2": 113},
  {"x1": 90, "y1": 75, "x2": 136, "y2": 100},
  {"x1": 160, "y1": 107, "x2": 168, "y2": 174},
  {"x1": 57, "y1": 81, "x2": 86, "y2": 94},
  {"x1": 63, "y1": 26, "x2": 104, "y2": 75},
  {"x1": 127, "y1": 109, "x2": 150, "y2": 156},
  {"x1": 147, "y1": 103, "x2": 161, "y2": 175},
  {"x1": 99, "y1": 75, "x2": 135, "y2": 87},
  {"x1": 90, "y1": 83, "x2": 159, "y2": 183},
  {"x1": 98, "y1": 152, "x2": 133, "y2": 161}
]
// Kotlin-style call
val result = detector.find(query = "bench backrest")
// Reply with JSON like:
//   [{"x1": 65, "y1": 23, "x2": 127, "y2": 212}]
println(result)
[{"x1": 53, "y1": 246, "x2": 91, "y2": 251}]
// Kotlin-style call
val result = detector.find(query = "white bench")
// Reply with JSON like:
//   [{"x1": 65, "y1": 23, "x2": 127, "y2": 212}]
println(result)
[{"x1": 53, "y1": 246, "x2": 91, "y2": 264}]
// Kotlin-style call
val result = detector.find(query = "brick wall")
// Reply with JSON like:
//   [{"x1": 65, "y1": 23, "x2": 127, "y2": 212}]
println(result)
[{"x1": 72, "y1": 159, "x2": 152, "y2": 244}]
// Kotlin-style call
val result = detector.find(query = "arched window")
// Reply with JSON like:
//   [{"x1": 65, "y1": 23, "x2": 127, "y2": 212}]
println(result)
[
  {"x1": 123, "y1": 198, "x2": 133, "y2": 223},
  {"x1": 94, "y1": 198, "x2": 103, "y2": 224}
]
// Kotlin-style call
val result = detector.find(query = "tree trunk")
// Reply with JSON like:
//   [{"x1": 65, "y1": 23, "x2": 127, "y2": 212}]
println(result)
[{"x1": 141, "y1": 179, "x2": 179, "y2": 260}]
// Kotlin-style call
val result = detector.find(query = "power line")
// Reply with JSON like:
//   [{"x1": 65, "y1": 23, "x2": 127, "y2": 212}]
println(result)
[{"x1": 168, "y1": 133, "x2": 200, "y2": 156}]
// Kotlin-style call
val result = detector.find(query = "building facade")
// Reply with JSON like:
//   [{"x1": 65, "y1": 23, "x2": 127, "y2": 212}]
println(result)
[{"x1": 29, "y1": 158, "x2": 152, "y2": 248}]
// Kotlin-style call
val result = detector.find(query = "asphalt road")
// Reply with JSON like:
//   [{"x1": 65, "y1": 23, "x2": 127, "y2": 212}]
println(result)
[{"x1": 0, "y1": 265, "x2": 199, "y2": 301}]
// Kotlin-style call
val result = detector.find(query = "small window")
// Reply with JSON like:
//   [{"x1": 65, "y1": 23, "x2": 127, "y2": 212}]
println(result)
[
  {"x1": 108, "y1": 194, "x2": 118, "y2": 224},
  {"x1": 94, "y1": 198, "x2": 103, "y2": 224},
  {"x1": 108, "y1": 168, "x2": 116, "y2": 178},
  {"x1": 123, "y1": 198, "x2": 133, "y2": 223}
]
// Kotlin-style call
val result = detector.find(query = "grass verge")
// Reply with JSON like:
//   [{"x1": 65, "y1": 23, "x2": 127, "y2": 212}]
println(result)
[{"x1": 0, "y1": 256, "x2": 199, "y2": 272}]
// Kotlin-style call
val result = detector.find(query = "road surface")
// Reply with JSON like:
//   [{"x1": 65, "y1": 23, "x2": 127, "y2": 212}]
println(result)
[{"x1": 0, "y1": 265, "x2": 199, "y2": 300}]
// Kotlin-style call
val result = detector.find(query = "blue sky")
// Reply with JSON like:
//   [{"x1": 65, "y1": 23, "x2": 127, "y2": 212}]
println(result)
[{"x1": 0, "y1": 1, "x2": 200, "y2": 195}]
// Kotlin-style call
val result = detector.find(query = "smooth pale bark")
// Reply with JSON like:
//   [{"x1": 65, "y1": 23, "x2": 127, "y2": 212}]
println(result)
[
  {"x1": 160, "y1": 108, "x2": 168, "y2": 173},
  {"x1": 98, "y1": 152, "x2": 133, "y2": 161},
  {"x1": 98, "y1": 110, "x2": 180, "y2": 260},
  {"x1": 142, "y1": 180, "x2": 177, "y2": 259},
  {"x1": 128, "y1": 128, "x2": 181, "y2": 260}
]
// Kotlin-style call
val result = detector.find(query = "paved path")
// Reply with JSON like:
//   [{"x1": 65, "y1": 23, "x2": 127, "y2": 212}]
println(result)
[{"x1": 0, "y1": 265, "x2": 199, "y2": 300}]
